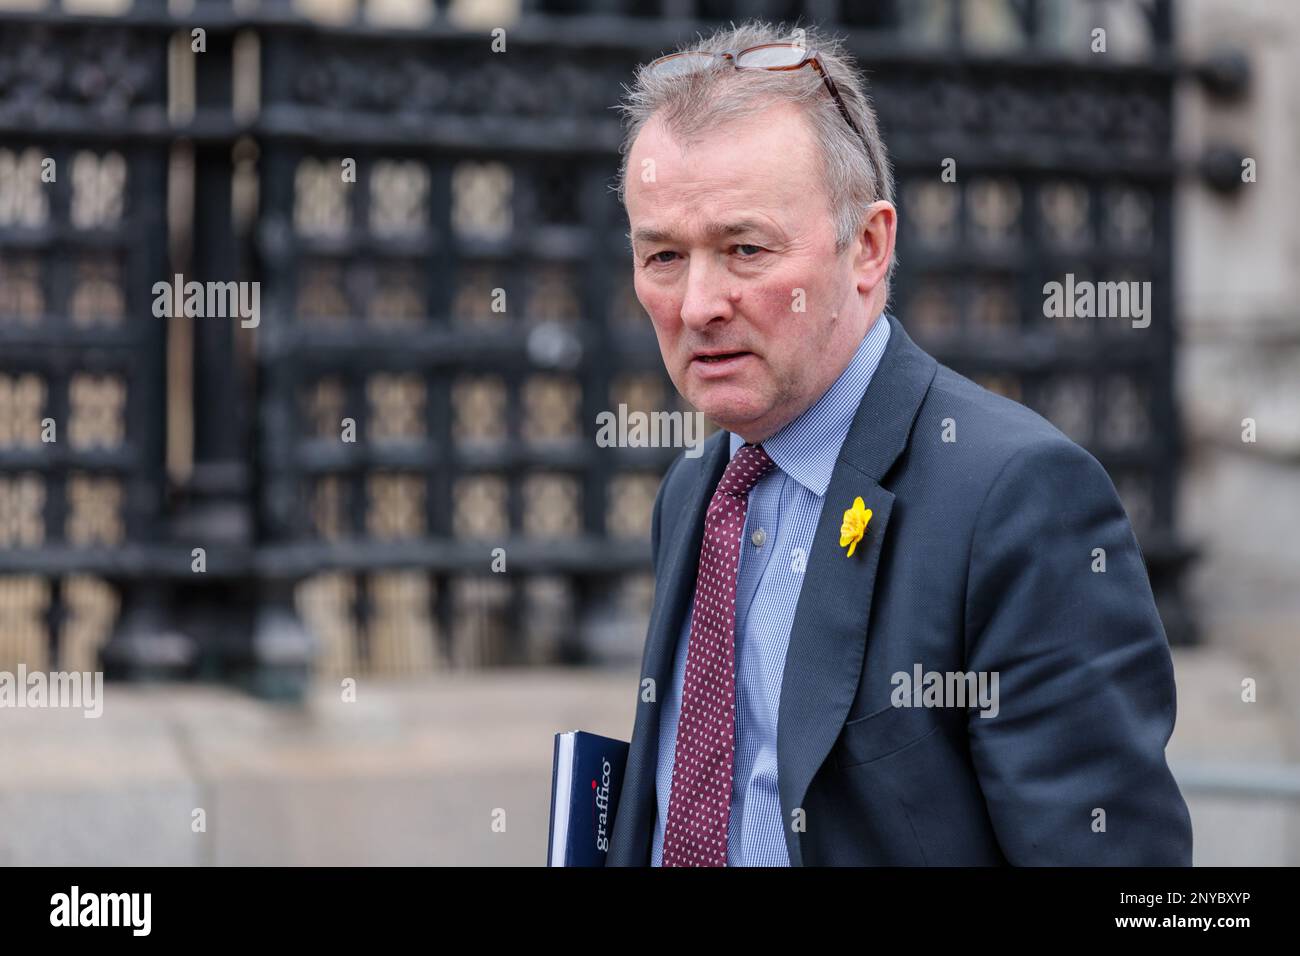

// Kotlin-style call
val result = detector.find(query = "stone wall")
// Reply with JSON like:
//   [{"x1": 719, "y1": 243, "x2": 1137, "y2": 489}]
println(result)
[{"x1": 1175, "y1": 0, "x2": 1300, "y2": 742}]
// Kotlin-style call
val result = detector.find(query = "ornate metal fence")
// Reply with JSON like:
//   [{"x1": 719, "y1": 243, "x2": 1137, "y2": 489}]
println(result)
[
  {"x1": 0, "y1": 11, "x2": 169, "y2": 678},
  {"x1": 0, "y1": 0, "x2": 1204, "y2": 699}
]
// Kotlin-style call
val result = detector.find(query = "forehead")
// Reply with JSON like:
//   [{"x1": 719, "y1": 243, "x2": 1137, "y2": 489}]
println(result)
[{"x1": 625, "y1": 101, "x2": 824, "y2": 233}]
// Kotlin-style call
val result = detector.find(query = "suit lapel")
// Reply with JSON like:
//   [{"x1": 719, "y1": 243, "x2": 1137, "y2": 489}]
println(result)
[
  {"x1": 607, "y1": 432, "x2": 728, "y2": 866},
  {"x1": 777, "y1": 315, "x2": 938, "y2": 866}
]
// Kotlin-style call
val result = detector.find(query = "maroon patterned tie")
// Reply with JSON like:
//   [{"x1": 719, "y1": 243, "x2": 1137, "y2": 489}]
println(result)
[{"x1": 662, "y1": 442, "x2": 776, "y2": 867}]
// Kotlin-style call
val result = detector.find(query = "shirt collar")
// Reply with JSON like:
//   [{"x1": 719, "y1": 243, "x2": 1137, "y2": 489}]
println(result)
[{"x1": 729, "y1": 314, "x2": 892, "y2": 498}]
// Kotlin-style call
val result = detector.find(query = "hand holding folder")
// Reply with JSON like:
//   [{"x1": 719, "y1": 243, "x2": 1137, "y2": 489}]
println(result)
[{"x1": 547, "y1": 731, "x2": 629, "y2": 866}]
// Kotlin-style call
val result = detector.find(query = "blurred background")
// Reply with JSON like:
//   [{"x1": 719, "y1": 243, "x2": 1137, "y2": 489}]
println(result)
[{"x1": 0, "y1": 0, "x2": 1296, "y2": 865}]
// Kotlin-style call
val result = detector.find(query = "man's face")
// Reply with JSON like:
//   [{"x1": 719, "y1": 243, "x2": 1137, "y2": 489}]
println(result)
[{"x1": 626, "y1": 100, "x2": 864, "y2": 442}]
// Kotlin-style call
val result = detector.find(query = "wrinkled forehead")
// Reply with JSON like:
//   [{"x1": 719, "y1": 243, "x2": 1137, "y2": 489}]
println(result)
[{"x1": 625, "y1": 104, "x2": 825, "y2": 228}]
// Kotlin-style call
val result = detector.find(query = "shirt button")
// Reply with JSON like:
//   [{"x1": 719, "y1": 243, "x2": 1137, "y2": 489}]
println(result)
[{"x1": 751, "y1": 528, "x2": 766, "y2": 548}]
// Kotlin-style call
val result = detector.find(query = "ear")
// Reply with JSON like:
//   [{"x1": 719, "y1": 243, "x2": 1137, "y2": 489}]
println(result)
[{"x1": 852, "y1": 200, "x2": 897, "y2": 295}]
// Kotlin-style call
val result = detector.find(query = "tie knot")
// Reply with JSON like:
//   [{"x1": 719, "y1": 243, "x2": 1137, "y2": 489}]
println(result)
[{"x1": 716, "y1": 442, "x2": 775, "y2": 499}]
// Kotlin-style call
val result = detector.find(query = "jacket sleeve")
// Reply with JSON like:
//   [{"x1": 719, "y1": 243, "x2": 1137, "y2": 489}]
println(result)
[{"x1": 962, "y1": 438, "x2": 1193, "y2": 865}]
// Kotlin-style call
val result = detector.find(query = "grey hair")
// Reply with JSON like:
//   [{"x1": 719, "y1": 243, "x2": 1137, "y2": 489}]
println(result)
[{"x1": 615, "y1": 19, "x2": 895, "y2": 276}]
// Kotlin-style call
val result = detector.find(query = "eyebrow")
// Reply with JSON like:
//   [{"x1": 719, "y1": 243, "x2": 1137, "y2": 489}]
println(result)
[{"x1": 630, "y1": 219, "x2": 776, "y2": 247}]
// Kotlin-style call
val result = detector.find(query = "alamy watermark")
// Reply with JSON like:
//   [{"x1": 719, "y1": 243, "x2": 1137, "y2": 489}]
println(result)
[
  {"x1": 891, "y1": 664, "x2": 999, "y2": 719},
  {"x1": 50, "y1": 886, "x2": 150, "y2": 936},
  {"x1": 152, "y1": 274, "x2": 260, "y2": 328},
  {"x1": 595, "y1": 404, "x2": 706, "y2": 459},
  {"x1": 1042, "y1": 273, "x2": 1151, "y2": 329},
  {"x1": 0, "y1": 665, "x2": 104, "y2": 718}
]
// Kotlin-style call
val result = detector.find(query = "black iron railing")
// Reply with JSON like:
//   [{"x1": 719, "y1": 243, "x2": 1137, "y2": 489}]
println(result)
[{"x1": 0, "y1": 0, "x2": 1219, "y2": 699}]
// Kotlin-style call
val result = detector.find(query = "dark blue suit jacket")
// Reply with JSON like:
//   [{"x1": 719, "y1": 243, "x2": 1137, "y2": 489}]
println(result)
[{"x1": 607, "y1": 313, "x2": 1192, "y2": 866}]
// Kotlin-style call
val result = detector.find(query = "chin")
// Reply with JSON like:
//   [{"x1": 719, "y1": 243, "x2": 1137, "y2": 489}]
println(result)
[
  {"x1": 676, "y1": 364, "x2": 769, "y2": 428},
  {"x1": 692, "y1": 394, "x2": 764, "y2": 435}
]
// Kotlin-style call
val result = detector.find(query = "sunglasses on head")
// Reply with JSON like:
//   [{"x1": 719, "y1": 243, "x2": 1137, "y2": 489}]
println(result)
[{"x1": 642, "y1": 42, "x2": 870, "y2": 152}]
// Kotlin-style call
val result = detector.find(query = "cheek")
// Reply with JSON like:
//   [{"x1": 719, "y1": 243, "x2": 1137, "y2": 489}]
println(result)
[
  {"x1": 747, "y1": 279, "x2": 806, "y2": 337},
  {"x1": 635, "y1": 281, "x2": 681, "y2": 338},
  {"x1": 754, "y1": 263, "x2": 842, "y2": 332}
]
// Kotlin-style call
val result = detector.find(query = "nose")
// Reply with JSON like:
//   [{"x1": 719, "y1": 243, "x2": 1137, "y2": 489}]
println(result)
[{"x1": 678, "y1": 256, "x2": 735, "y2": 332}]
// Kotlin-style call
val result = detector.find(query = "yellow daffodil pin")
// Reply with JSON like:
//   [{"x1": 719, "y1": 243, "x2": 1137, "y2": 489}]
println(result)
[{"x1": 839, "y1": 496, "x2": 872, "y2": 557}]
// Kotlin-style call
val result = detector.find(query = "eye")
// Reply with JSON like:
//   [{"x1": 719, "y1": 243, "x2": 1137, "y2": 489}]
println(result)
[
  {"x1": 732, "y1": 244, "x2": 765, "y2": 258},
  {"x1": 646, "y1": 251, "x2": 678, "y2": 266}
]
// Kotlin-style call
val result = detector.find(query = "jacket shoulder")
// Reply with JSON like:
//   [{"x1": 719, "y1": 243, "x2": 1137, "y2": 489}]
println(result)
[{"x1": 913, "y1": 362, "x2": 1104, "y2": 485}]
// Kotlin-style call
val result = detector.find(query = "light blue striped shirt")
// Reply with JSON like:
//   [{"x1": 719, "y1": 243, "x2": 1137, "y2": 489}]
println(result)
[{"x1": 651, "y1": 314, "x2": 892, "y2": 866}]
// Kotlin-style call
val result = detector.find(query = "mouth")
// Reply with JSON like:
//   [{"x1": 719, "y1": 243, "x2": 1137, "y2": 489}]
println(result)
[
  {"x1": 689, "y1": 350, "x2": 754, "y2": 379},
  {"x1": 692, "y1": 350, "x2": 752, "y2": 365}
]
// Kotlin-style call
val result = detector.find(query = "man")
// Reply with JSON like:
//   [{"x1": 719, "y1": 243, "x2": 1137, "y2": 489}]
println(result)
[{"x1": 605, "y1": 20, "x2": 1192, "y2": 866}]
